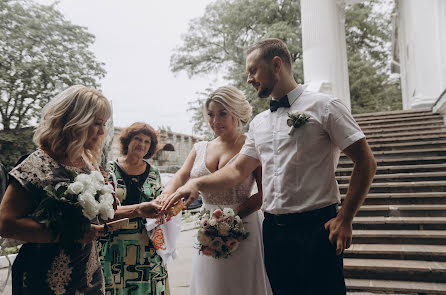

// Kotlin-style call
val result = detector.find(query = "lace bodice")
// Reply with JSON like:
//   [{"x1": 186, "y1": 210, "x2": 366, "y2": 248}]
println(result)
[{"x1": 190, "y1": 141, "x2": 255, "y2": 206}]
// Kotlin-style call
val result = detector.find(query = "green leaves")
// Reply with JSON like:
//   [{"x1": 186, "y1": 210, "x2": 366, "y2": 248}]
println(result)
[
  {"x1": 0, "y1": 0, "x2": 106, "y2": 130},
  {"x1": 33, "y1": 182, "x2": 90, "y2": 249},
  {"x1": 171, "y1": 0, "x2": 402, "y2": 134},
  {"x1": 171, "y1": 0, "x2": 303, "y2": 120}
]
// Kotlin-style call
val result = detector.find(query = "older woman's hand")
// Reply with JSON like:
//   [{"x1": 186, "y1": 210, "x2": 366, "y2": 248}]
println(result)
[{"x1": 138, "y1": 201, "x2": 163, "y2": 219}]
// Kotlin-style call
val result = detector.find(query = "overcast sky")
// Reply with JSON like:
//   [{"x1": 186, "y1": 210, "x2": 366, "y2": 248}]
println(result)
[{"x1": 36, "y1": 0, "x2": 222, "y2": 135}]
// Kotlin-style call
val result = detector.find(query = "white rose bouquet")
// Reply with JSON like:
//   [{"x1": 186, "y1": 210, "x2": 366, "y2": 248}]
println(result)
[
  {"x1": 32, "y1": 171, "x2": 115, "y2": 247},
  {"x1": 196, "y1": 208, "x2": 249, "y2": 259}
]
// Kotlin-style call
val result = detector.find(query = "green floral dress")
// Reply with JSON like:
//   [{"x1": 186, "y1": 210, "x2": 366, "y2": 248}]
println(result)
[{"x1": 98, "y1": 160, "x2": 170, "y2": 295}]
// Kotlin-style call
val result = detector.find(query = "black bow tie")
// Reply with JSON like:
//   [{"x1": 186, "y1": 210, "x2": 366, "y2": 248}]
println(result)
[{"x1": 270, "y1": 95, "x2": 290, "y2": 112}]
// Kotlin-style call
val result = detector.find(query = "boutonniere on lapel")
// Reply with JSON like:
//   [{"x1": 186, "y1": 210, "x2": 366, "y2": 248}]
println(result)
[{"x1": 287, "y1": 112, "x2": 310, "y2": 135}]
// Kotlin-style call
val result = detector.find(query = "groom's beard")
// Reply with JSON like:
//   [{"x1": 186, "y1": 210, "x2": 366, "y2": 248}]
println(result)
[{"x1": 258, "y1": 70, "x2": 278, "y2": 99}]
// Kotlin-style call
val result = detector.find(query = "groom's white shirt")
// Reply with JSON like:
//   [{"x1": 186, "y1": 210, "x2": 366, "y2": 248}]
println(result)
[{"x1": 240, "y1": 85, "x2": 365, "y2": 214}]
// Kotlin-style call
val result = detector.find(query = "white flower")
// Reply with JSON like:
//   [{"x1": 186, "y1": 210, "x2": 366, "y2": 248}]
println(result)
[
  {"x1": 78, "y1": 192, "x2": 99, "y2": 220},
  {"x1": 67, "y1": 181, "x2": 84, "y2": 195},
  {"x1": 209, "y1": 218, "x2": 217, "y2": 226},
  {"x1": 218, "y1": 222, "x2": 230, "y2": 236},
  {"x1": 98, "y1": 202, "x2": 115, "y2": 220},
  {"x1": 235, "y1": 216, "x2": 241, "y2": 223},
  {"x1": 90, "y1": 170, "x2": 104, "y2": 183},
  {"x1": 74, "y1": 173, "x2": 91, "y2": 184},
  {"x1": 101, "y1": 183, "x2": 114, "y2": 195},
  {"x1": 99, "y1": 193, "x2": 114, "y2": 205},
  {"x1": 223, "y1": 208, "x2": 235, "y2": 217}
]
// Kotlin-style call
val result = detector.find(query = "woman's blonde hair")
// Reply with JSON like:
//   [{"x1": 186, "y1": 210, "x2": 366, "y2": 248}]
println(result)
[
  {"x1": 33, "y1": 85, "x2": 111, "y2": 165},
  {"x1": 204, "y1": 86, "x2": 252, "y2": 129}
]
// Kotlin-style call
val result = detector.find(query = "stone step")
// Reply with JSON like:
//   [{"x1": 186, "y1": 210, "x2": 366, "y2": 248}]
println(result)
[
  {"x1": 353, "y1": 108, "x2": 432, "y2": 119},
  {"x1": 365, "y1": 129, "x2": 446, "y2": 140},
  {"x1": 354, "y1": 204, "x2": 446, "y2": 217},
  {"x1": 353, "y1": 216, "x2": 446, "y2": 231},
  {"x1": 341, "y1": 192, "x2": 446, "y2": 205},
  {"x1": 344, "y1": 258, "x2": 446, "y2": 282},
  {"x1": 340, "y1": 148, "x2": 446, "y2": 160},
  {"x1": 338, "y1": 155, "x2": 446, "y2": 168},
  {"x1": 360, "y1": 119, "x2": 444, "y2": 132},
  {"x1": 339, "y1": 181, "x2": 446, "y2": 193},
  {"x1": 357, "y1": 115, "x2": 441, "y2": 127},
  {"x1": 366, "y1": 132, "x2": 446, "y2": 144},
  {"x1": 337, "y1": 171, "x2": 446, "y2": 183},
  {"x1": 345, "y1": 278, "x2": 446, "y2": 294},
  {"x1": 352, "y1": 230, "x2": 446, "y2": 245},
  {"x1": 344, "y1": 244, "x2": 446, "y2": 261},
  {"x1": 369, "y1": 140, "x2": 446, "y2": 152},
  {"x1": 336, "y1": 164, "x2": 446, "y2": 176},
  {"x1": 362, "y1": 124, "x2": 444, "y2": 135}
]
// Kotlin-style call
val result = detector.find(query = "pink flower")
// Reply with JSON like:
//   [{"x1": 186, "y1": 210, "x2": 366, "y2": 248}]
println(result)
[
  {"x1": 201, "y1": 247, "x2": 216, "y2": 256},
  {"x1": 212, "y1": 209, "x2": 223, "y2": 220}
]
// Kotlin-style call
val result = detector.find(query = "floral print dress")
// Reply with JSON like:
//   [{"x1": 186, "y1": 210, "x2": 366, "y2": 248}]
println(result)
[
  {"x1": 9, "y1": 149, "x2": 105, "y2": 295},
  {"x1": 98, "y1": 160, "x2": 170, "y2": 295}
]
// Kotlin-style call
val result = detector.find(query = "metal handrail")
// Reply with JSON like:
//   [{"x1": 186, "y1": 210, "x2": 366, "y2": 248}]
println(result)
[{"x1": 432, "y1": 88, "x2": 446, "y2": 111}]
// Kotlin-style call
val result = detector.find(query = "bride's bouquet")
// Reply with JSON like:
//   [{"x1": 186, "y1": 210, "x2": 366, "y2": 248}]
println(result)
[
  {"x1": 196, "y1": 208, "x2": 249, "y2": 259},
  {"x1": 32, "y1": 171, "x2": 115, "y2": 247}
]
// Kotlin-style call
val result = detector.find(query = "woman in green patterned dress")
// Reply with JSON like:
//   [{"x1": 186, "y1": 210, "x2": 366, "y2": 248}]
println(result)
[{"x1": 99, "y1": 122, "x2": 170, "y2": 295}]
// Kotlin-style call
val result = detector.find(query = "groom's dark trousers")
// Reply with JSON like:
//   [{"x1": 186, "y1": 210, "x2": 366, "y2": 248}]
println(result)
[{"x1": 263, "y1": 204, "x2": 346, "y2": 295}]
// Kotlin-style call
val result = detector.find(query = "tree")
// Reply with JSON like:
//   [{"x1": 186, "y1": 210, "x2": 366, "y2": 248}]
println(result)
[
  {"x1": 0, "y1": 127, "x2": 36, "y2": 170},
  {"x1": 171, "y1": 0, "x2": 303, "y2": 119},
  {"x1": 0, "y1": 0, "x2": 106, "y2": 130},
  {"x1": 345, "y1": 0, "x2": 402, "y2": 113},
  {"x1": 171, "y1": 0, "x2": 401, "y2": 134}
]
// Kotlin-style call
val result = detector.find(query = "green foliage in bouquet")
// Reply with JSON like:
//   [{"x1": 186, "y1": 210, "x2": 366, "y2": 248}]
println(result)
[
  {"x1": 31, "y1": 170, "x2": 115, "y2": 249},
  {"x1": 32, "y1": 179, "x2": 91, "y2": 248}
]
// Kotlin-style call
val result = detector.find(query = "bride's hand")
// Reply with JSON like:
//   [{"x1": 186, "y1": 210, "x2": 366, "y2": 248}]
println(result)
[
  {"x1": 137, "y1": 201, "x2": 163, "y2": 219},
  {"x1": 161, "y1": 180, "x2": 199, "y2": 211}
]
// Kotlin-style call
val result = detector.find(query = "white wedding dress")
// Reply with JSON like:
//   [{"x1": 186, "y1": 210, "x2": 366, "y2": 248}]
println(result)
[{"x1": 189, "y1": 141, "x2": 272, "y2": 295}]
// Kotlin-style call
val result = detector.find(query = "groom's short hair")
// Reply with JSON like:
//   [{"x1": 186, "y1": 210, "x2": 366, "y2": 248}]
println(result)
[{"x1": 247, "y1": 38, "x2": 292, "y2": 73}]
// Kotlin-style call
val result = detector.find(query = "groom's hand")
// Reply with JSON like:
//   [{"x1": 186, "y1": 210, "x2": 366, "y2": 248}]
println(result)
[
  {"x1": 161, "y1": 180, "x2": 199, "y2": 211},
  {"x1": 324, "y1": 216, "x2": 353, "y2": 255}
]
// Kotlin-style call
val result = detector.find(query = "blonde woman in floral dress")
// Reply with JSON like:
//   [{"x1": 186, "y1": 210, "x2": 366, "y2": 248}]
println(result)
[
  {"x1": 0, "y1": 86, "x2": 112, "y2": 294},
  {"x1": 160, "y1": 86, "x2": 272, "y2": 295}
]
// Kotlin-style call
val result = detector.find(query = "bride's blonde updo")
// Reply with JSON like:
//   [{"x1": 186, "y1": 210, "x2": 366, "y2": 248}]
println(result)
[
  {"x1": 33, "y1": 85, "x2": 111, "y2": 165},
  {"x1": 204, "y1": 86, "x2": 252, "y2": 129}
]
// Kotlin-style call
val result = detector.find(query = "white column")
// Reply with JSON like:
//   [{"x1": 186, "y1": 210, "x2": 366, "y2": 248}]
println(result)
[
  {"x1": 300, "y1": 0, "x2": 351, "y2": 109},
  {"x1": 397, "y1": 0, "x2": 446, "y2": 109}
]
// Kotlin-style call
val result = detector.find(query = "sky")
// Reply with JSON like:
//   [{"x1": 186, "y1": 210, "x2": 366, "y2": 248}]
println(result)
[{"x1": 36, "y1": 0, "x2": 222, "y2": 135}]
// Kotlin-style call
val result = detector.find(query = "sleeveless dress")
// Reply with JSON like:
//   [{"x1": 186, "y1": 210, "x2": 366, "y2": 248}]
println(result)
[
  {"x1": 189, "y1": 141, "x2": 272, "y2": 295},
  {"x1": 8, "y1": 149, "x2": 105, "y2": 295}
]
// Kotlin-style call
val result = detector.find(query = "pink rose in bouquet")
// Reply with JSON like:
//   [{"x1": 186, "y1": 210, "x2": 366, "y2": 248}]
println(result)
[
  {"x1": 196, "y1": 207, "x2": 249, "y2": 259},
  {"x1": 212, "y1": 209, "x2": 224, "y2": 222},
  {"x1": 201, "y1": 247, "x2": 216, "y2": 256}
]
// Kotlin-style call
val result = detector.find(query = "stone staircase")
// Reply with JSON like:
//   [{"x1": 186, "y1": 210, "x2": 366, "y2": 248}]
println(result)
[{"x1": 339, "y1": 109, "x2": 446, "y2": 294}]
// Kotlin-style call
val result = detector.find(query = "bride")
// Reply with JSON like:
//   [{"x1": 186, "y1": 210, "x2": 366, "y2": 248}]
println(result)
[{"x1": 160, "y1": 86, "x2": 272, "y2": 295}]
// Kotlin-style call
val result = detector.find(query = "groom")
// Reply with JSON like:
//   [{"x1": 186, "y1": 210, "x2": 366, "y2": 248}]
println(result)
[{"x1": 163, "y1": 38, "x2": 376, "y2": 294}]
